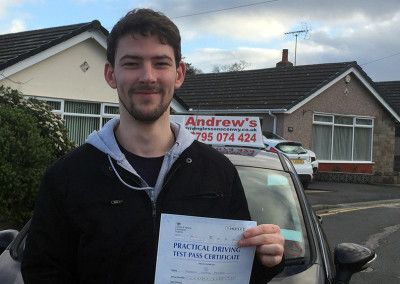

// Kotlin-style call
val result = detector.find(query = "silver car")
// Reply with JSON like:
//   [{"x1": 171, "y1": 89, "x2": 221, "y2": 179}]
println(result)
[{"x1": 0, "y1": 148, "x2": 374, "y2": 283}]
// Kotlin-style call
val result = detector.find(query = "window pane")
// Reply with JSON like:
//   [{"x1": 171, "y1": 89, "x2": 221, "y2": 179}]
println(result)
[
  {"x1": 102, "y1": 117, "x2": 113, "y2": 127},
  {"x1": 65, "y1": 101, "x2": 100, "y2": 114},
  {"x1": 64, "y1": 115, "x2": 99, "y2": 145},
  {"x1": 354, "y1": 128, "x2": 372, "y2": 161},
  {"x1": 312, "y1": 125, "x2": 332, "y2": 159},
  {"x1": 334, "y1": 116, "x2": 353, "y2": 125},
  {"x1": 314, "y1": 115, "x2": 332, "y2": 123},
  {"x1": 45, "y1": 100, "x2": 61, "y2": 110},
  {"x1": 237, "y1": 167, "x2": 309, "y2": 261},
  {"x1": 355, "y1": 118, "x2": 373, "y2": 126},
  {"x1": 332, "y1": 126, "x2": 353, "y2": 160},
  {"x1": 104, "y1": 105, "x2": 119, "y2": 114}
]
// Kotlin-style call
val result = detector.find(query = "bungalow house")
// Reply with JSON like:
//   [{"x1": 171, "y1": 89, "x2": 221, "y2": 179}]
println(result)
[
  {"x1": 175, "y1": 50, "x2": 400, "y2": 180},
  {"x1": 0, "y1": 21, "x2": 116, "y2": 145}
]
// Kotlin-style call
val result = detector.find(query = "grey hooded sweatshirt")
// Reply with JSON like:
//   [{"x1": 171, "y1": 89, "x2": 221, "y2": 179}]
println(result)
[{"x1": 86, "y1": 117, "x2": 195, "y2": 202}]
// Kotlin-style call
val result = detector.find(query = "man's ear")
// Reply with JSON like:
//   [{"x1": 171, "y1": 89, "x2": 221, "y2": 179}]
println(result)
[
  {"x1": 174, "y1": 60, "x2": 186, "y2": 89},
  {"x1": 104, "y1": 62, "x2": 117, "y2": 89}
]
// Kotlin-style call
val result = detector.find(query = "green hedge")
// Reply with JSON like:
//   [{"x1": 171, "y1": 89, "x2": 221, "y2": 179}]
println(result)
[{"x1": 0, "y1": 86, "x2": 74, "y2": 228}]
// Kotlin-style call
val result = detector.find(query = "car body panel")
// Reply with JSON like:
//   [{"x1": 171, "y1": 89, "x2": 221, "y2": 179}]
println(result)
[
  {"x1": 225, "y1": 150, "x2": 285, "y2": 170},
  {"x1": 307, "y1": 149, "x2": 319, "y2": 173},
  {"x1": 271, "y1": 264, "x2": 326, "y2": 284},
  {"x1": 0, "y1": 249, "x2": 22, "y2": 284}
]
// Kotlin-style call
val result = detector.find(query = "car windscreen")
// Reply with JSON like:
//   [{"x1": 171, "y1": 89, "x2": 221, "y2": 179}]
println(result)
[
  {"x1": 276, "y1": 143, "x2": 307, "y2": 154},
  {"x1": 236, "y1": 166, "x2": 310, "y2": 262}
]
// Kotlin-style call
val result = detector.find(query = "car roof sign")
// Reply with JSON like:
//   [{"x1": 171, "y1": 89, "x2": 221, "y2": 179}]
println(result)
[
  {"x1": 213, "y1": 146, "x2": 262, "y2": 156},
  {"x1": 171, "y1": 115, "x2": 264, "y2": 148}
]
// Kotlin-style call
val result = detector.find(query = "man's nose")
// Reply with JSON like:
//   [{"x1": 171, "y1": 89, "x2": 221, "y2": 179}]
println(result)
[{"x1": 139, "y1": 62, "x2": 156, "y2": 83}]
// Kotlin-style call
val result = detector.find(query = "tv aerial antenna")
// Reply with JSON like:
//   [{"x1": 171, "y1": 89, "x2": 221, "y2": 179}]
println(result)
[{"x1": 284, "y1": 23, "x2": 310, "y2": 66}]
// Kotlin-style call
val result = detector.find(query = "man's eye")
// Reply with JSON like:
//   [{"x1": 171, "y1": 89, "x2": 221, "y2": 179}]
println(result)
[
  {"x1": 156, "y1": 62, "x2": 171, "y2": 67},
  {"x1": 123, "y1": 62, "x2": 138, "y2": 67}
]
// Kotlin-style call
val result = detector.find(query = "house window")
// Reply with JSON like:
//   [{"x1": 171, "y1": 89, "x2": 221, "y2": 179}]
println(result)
[
  {"x1": 45, "y1": 100, "x2": 62, "y2": 112},
  {"x1": 38, "y1": 98, "x2": 63, "y2": 116},
  {"x1": 64, "y1": 115, "x2": 100, "y2": 146},
  {"x1": 37, "y1": 98, "x2": 119, "y2": 146},
  {"x1": 102, "y1": 104, "x2": 120, "y2": 127},
  {"x1": 312, "y1": 114, "x2": 373, "y2": 162}
]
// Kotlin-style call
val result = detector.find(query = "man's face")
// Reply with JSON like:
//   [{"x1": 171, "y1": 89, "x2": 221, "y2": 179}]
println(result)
[{"x1": 104, "y1": 33, "x2": 185, "y2": 122}]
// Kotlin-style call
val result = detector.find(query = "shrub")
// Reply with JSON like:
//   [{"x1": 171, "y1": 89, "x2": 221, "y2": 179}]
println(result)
[{"x1": 0, "y1": 86, "x2": 74, "y2": 228}]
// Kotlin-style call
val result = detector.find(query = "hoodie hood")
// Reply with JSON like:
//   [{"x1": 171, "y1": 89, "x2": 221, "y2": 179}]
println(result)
[
  {"x1": 86, "y1": 118, "x2": 134, "y2": 173},
  {"x1": 86, "y1": 117, "x2": 195, "y2": 199},
  {"x1": 86, "y1": 117, "x2": 194, "y2": 171}
]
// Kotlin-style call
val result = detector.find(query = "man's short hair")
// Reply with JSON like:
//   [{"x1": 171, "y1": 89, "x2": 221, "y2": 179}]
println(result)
[{"x1": 107, "y1": 8, "x2": 182, "y2": 67}]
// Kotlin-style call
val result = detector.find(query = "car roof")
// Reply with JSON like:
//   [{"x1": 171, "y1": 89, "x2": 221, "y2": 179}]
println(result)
[
  {"x1": 262, "y1": 131, "x2": 285, "y2": 140},
  {"x1": 224, "y1": 150, "x2": 285, "y2": 171},
  {"x1": 264, "y1": 138, "x2": 303, "y2": 147}
]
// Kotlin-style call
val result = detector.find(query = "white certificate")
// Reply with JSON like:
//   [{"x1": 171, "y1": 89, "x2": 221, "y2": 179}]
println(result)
[{"x1": 154, "y1": 213, "x2": 257, "y2": 284}]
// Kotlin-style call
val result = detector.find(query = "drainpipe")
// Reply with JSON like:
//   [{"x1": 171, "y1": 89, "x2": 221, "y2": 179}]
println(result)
[{"x1": 268, "y1": 110, "x2": 277, "y2": 134}]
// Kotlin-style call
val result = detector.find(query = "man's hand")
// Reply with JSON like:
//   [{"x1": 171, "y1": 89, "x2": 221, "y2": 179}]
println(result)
[{"x1": 238, "y1": 224, "x2": 284, "y2": 267}]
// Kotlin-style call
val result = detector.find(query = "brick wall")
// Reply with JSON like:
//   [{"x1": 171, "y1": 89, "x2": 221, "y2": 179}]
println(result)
[
  {"x1": 373, "y1": 112, "x2": 396, "y2": 174},
  {"x1": 315, "y1": 171, "x2": 400, "y2": 184}
]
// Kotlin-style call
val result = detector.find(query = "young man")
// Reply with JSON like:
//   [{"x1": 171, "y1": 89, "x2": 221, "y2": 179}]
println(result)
[{"x1": 22, "y1": 9, "x2": 284, "y2": 283}]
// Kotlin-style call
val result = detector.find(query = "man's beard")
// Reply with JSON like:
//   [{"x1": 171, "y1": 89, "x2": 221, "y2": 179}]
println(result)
[{"x1": 119, "y1": 85, "x2": 172, "y2": 123}]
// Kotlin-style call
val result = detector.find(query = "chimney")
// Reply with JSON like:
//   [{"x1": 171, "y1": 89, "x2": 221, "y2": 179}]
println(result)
[{"x1": 276, "y1": 49, "x2": 293, "y2": 67}]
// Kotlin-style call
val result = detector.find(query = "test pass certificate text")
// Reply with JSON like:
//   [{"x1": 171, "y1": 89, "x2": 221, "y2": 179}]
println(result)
[{"x1": 154, "y1": 213, "x2": 256, "y2": 284}]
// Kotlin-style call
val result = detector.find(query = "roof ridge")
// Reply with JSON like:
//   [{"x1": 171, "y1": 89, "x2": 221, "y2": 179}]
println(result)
[
  {"x1": 375, "y1": 80, "x2": 400, "y2": 84},
  {"x1": 43, "y1": 20, "x2": 103, "y2": 45},
  {"x1": 0, "y1": 20, "x2": 107, "y2": 71},
  {"x1": 190, "y1": 61, "x2": 357, "y2": 77},
  {"x1": 0, "y1": 21, "x2": 95, "y2": 37}
]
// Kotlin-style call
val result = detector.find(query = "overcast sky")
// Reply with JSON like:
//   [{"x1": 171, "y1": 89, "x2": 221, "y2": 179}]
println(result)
[{"x1": 1, "y1": 0, "x2": 399, "y2": 81}]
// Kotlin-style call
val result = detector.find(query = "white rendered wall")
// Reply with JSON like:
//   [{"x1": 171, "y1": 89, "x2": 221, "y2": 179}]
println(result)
[{"x1": 1, "y1": 38, "x2": 117, "y2": 103}]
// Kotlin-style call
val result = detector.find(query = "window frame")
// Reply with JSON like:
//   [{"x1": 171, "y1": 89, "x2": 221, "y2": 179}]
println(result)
[
  {"x1": 101, "y1": 103, "x2": 120, "y2": 127},
  {"x1": 312, "y1": 113, "x2": 374, "y2": 162},
  {"x1": 31, "y1": 96, "x2": 119, "y2": 145},
  {"x1": 28, "y1": 97, "x2": 64, "y2": 116}
]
